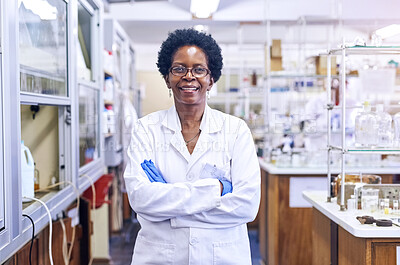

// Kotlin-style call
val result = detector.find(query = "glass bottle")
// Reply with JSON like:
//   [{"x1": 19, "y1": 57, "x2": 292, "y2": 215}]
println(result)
[
  {"x1": 375, "y1": 104, "x2": 393, "y2": 147},
  {"x1": 34, "y1": 162, "x2": 40, "y2": 191},
  {"x1": 355, "y1": 102, "x2": 378, "y2": 147}
]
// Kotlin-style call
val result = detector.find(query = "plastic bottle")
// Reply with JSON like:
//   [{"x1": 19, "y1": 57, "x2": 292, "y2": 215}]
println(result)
[
  {"x1": 106, "y1": 105, "x2": 116, "y2": 134},
  {"x1": 355, "y1": 102, "x2": 378, "y2": 147},
  {"x1": 21, "y1": 141, "x2": 35, "y2": 201},
  {"x1": 394, "y1": 111, "x2": 400, "y2": 147},
  {"x1": 375, "y1": 104, "x2": 393, "y2": 147},
  {"x1": 104, "y1": 76, "x2": 114, "y2": 101}
]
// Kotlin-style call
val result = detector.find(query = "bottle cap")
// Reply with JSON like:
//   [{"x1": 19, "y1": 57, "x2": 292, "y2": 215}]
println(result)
[{"x1": 363, "y1": 101, "x2": 371, "y2": 111}]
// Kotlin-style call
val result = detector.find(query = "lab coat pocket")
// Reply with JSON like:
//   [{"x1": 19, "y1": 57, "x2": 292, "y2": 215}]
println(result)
[
  {"x1": 212, "y1": 237, "x2": 251, "y2": 265},
  {"x1": 200, "y1": 162, "x2": 231, "y2": 181},
  {"x1": 132, "y1": 235, "x2": 175, "y2": 265}
]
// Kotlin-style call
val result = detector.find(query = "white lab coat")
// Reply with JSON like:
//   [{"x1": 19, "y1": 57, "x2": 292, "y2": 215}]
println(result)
[{"x1": 124, "y1": 105, "x2": 261, "y2": 265}]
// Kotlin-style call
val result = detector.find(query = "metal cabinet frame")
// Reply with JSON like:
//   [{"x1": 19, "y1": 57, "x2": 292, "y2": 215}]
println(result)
[{"x1": 0, "y1": 0, "x2": 104, "y2": 262}]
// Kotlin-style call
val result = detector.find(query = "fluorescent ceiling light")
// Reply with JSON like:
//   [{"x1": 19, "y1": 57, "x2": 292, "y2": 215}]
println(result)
[
  {"x1": 190, "y1": 0, "x2": 220, "y2": 19},
  {"x1": 375, "y1": 24, "x2": 400, "y2": 39}
]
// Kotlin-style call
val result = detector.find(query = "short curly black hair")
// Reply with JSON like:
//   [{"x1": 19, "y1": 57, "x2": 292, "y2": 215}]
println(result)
[{"x1": 157, "y1": 28, "x2": 223, "y2": 82}]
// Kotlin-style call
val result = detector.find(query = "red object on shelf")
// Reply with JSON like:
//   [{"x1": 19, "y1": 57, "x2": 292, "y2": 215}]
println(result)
[{"x1": 82, "y1": 174, "x2": 113, "y2": 209}]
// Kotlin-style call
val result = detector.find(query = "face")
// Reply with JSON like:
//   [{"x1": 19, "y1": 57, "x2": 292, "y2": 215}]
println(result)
[{"x1": 164, "y1": 45, "x2": 214, "y2": 107}]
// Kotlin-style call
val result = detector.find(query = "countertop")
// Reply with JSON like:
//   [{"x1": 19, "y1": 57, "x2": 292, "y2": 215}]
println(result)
[
  {"x1": 259, "y1": 158, "x2": 400, "y2": 175},
  {"x1": 303, "y1": 190, "x2": 400, "y2": 238}
]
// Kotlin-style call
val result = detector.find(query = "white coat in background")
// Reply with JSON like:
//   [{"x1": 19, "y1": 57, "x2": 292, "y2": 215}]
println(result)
[{"x1": 124, "y1": 105, "x2": 261, "y2": 265}]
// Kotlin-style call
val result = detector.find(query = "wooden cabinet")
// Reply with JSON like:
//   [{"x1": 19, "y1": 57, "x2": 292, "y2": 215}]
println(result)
[
  {"x1": 259, "y1": 167, "x2": 394, "y2": 265},
  {"x1": 313, "y1": 207, "x2": 400, "y2": 265},
  {"x1": 261, "y1": 172, "x2": 321, "y2": 265}
]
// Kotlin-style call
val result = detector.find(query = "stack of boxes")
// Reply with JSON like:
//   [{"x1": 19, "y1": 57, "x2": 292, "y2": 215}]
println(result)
[
  {"x1": 268, "y1": 39, "x2": 283, "y2": 71},
  {"x1": 315, "y1": 55, "x2": 337, "y2": 75}
]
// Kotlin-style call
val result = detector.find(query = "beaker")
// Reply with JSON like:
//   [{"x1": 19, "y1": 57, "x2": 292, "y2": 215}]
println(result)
[{"x1": 361, "y1": 189, "x2": 379, "y2": 213}]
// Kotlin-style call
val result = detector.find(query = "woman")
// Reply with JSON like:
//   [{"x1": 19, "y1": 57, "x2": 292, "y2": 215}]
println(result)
[{"x1": 124, "y1": 28, "x2": 260, "y2": 265}]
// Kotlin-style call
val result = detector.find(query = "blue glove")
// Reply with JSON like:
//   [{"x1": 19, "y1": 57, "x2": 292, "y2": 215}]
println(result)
[
  {"x1": 219, "y1": 179, "x2": 232, "y2": 196},
  {"x1": 140, "y1": 161, "x2": 155, "y2": 182},
  {"x1": 141, "y1": 160, "x2": 166, "y2": 183}
]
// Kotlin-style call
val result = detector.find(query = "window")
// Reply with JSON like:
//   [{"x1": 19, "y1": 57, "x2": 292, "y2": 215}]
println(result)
[{"x1": 19, "y1": 0, "x2": 68, "y2": 96}]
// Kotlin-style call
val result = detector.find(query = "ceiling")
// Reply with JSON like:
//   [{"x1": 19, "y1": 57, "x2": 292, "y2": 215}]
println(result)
[{"x1": 105, "y1": 0, "x2": 400, "y2": 45}]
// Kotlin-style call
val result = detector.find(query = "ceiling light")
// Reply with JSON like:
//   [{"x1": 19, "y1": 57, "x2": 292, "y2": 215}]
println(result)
[
  {"x1": 190, "y1": 0, "x2": 220, "y2": 19},
  {"x1": 374, "y1": 24, "x2": 400, "y2": 39}
]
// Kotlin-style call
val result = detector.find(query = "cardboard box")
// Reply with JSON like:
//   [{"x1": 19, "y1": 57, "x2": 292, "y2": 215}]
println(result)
[
  {"x1": 271, "y1": 39, "x2": 282, "y2": 58},
  {"x1": 265, "y1": 44, "x2": 283, "y2": 72},
  {"x1": 316, "y1": 55, "x2": 336, "y2": 75},
  {"x1": 270, "y1": 57, "x2": 283, "y2": 71}
]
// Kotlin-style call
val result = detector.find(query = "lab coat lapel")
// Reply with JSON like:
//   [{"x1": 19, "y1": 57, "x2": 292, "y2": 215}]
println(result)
[
  {"x1": 187, "y1": 105, "x2": 223, "y2": 173},
  {"x1": 161, "y1": 106, "x2": 191, "y2": 162}
]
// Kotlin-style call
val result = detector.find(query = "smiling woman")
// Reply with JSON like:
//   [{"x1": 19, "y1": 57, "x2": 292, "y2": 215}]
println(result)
[{"x1": 123, "y1": 28, "x2": 261, "y2": 265}]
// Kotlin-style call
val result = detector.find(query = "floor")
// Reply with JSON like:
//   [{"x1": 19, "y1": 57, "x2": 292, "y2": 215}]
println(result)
[{"x1": 109, "y1": 219, "x2": 262, "y2": 265}]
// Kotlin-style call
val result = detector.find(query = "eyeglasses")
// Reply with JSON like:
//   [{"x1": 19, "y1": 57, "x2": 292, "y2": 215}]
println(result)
[{"x1": 170, "y1": 66, "x2": 210, "y2": 78}]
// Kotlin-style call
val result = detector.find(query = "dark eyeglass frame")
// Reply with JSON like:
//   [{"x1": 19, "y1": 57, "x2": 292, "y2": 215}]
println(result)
[{"x1": 169, "y1": 66, "x2": 211, "y2": 78}]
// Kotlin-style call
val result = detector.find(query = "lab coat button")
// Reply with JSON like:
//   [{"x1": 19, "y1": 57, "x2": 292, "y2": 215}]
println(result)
[
  {"x1": 187, "y1": 173, "x2": 195, "y2": 180},
  {"x1": 190, "y1": 237, "x2": 198, "y2": 245}
]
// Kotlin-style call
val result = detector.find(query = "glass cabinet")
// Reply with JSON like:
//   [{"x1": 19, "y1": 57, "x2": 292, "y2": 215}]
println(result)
[
  {"x1": 79, "y1": 84, "x2": 100, "y2": 167},
  {"x1": 77, "y1": 0, "x2": 103, "y2": 172},
  {"x1": 0, "y1": 0, "x2": 104, "y2": 262},
  {"x1": 19, "y1": 0, "x2": 68, "y2": 96},
  {"x1": 77, "y1": 1, "x2": 94, "y2": 82},
  {"x1": 0, "y1": 54, "x2": 4, "y2": 231}
]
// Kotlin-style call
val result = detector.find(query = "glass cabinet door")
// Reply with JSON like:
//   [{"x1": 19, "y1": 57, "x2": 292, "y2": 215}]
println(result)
[
  {"x1": 77, "y1": 1, "x2": 94, "y2": 82},
  {"x1": 0, "y1": 54, "x2": 4, "y2": 231},
  {"x1": 79, "y1": 84, "x2": 99, "y2": 167},
  {"x1": 19, "y1": 0, "x2": 68, "y2": 96}
]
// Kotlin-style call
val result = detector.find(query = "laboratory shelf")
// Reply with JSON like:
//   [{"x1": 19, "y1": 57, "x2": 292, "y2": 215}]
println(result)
[
  {"x1": 208, "y1": 92, "x2": 265, "y2": 105},
  {"x1": 264, "y1": 74, "x2": 359, "y2": 79},
  {"x1": 328, "y1": 46, "x2": 400, "y2": 55},
  {"x1": 327, "y1": 145, "x2": 400, "y2": 154},
  {"x1": 20, "y1": 92, "x2": 71, "y2": 106},
  {"x1": 346, "y1": 147, "x2": 400, "y2": 154}
]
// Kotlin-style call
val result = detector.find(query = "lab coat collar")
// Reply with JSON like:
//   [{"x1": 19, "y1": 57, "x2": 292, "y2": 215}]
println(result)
[{"x1": 161, "y1": 105, "x2": 223, "y2": 134}]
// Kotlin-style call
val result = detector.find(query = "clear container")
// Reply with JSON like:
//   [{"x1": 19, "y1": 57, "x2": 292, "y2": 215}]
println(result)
[
  {"x1": 375, "y1": 104, "x2": 393, "y2": 147},
  {"x1": 355, "y1": 102, "x2": 378, "y2": 147},
  {"x1": 361, "y1": 189, "x2": 379, "y2": 213},
  {"x1": 347, "y1": 196, "x2": 357, "y2": 212},
  {"x1": 394, "y1": 111, "x2": 400, "y2": 147},
  {"x1": 393, "y1": 200, "x2": 399, "y2": 214}
]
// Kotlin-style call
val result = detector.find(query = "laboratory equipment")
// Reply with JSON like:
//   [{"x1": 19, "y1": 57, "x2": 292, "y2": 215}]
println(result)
[
  {"x1": 394, "y1": 111, "x2": 400, "y2": 147},
  {"x1": 333, "y1": 173, "x2": 381, "y2": 198},
  {"x1": 375, "y1": 104, "x2": 392, "y2": 147},
  {"x1": 361, "y1": 189, "x2": 379, "y2": 213},
  {"x1": 393, "y1": 200, "x2": 399, "y2": 214},
  {"x1": 355, "y1": 102, "x2": 378, "y2": 147},
  {"x1": 347, "y1": 196, "x2": 357, "y2": 212},
  {"x1": 21, "y1": 141, "x2": 34, "y2": 201}
]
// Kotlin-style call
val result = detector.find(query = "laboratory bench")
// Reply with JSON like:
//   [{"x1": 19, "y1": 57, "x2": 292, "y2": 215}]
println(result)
[
  {"x1": 303, "y1": 191, "x2": 400, "y2": 265},
  {"x1": 258, "y1": 159, "x2": 397, "y2": 265}
]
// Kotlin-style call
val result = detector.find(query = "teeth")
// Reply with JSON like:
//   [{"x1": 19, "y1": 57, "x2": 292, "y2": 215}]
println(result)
[{"x1": 181, "y1": 87, "x2": 197, "y2": 90}]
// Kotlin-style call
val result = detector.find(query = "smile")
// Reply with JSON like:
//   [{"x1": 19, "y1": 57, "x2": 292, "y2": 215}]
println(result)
[{"x1": 179, "y1": 86, "x2": 199, "y2": 91}]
